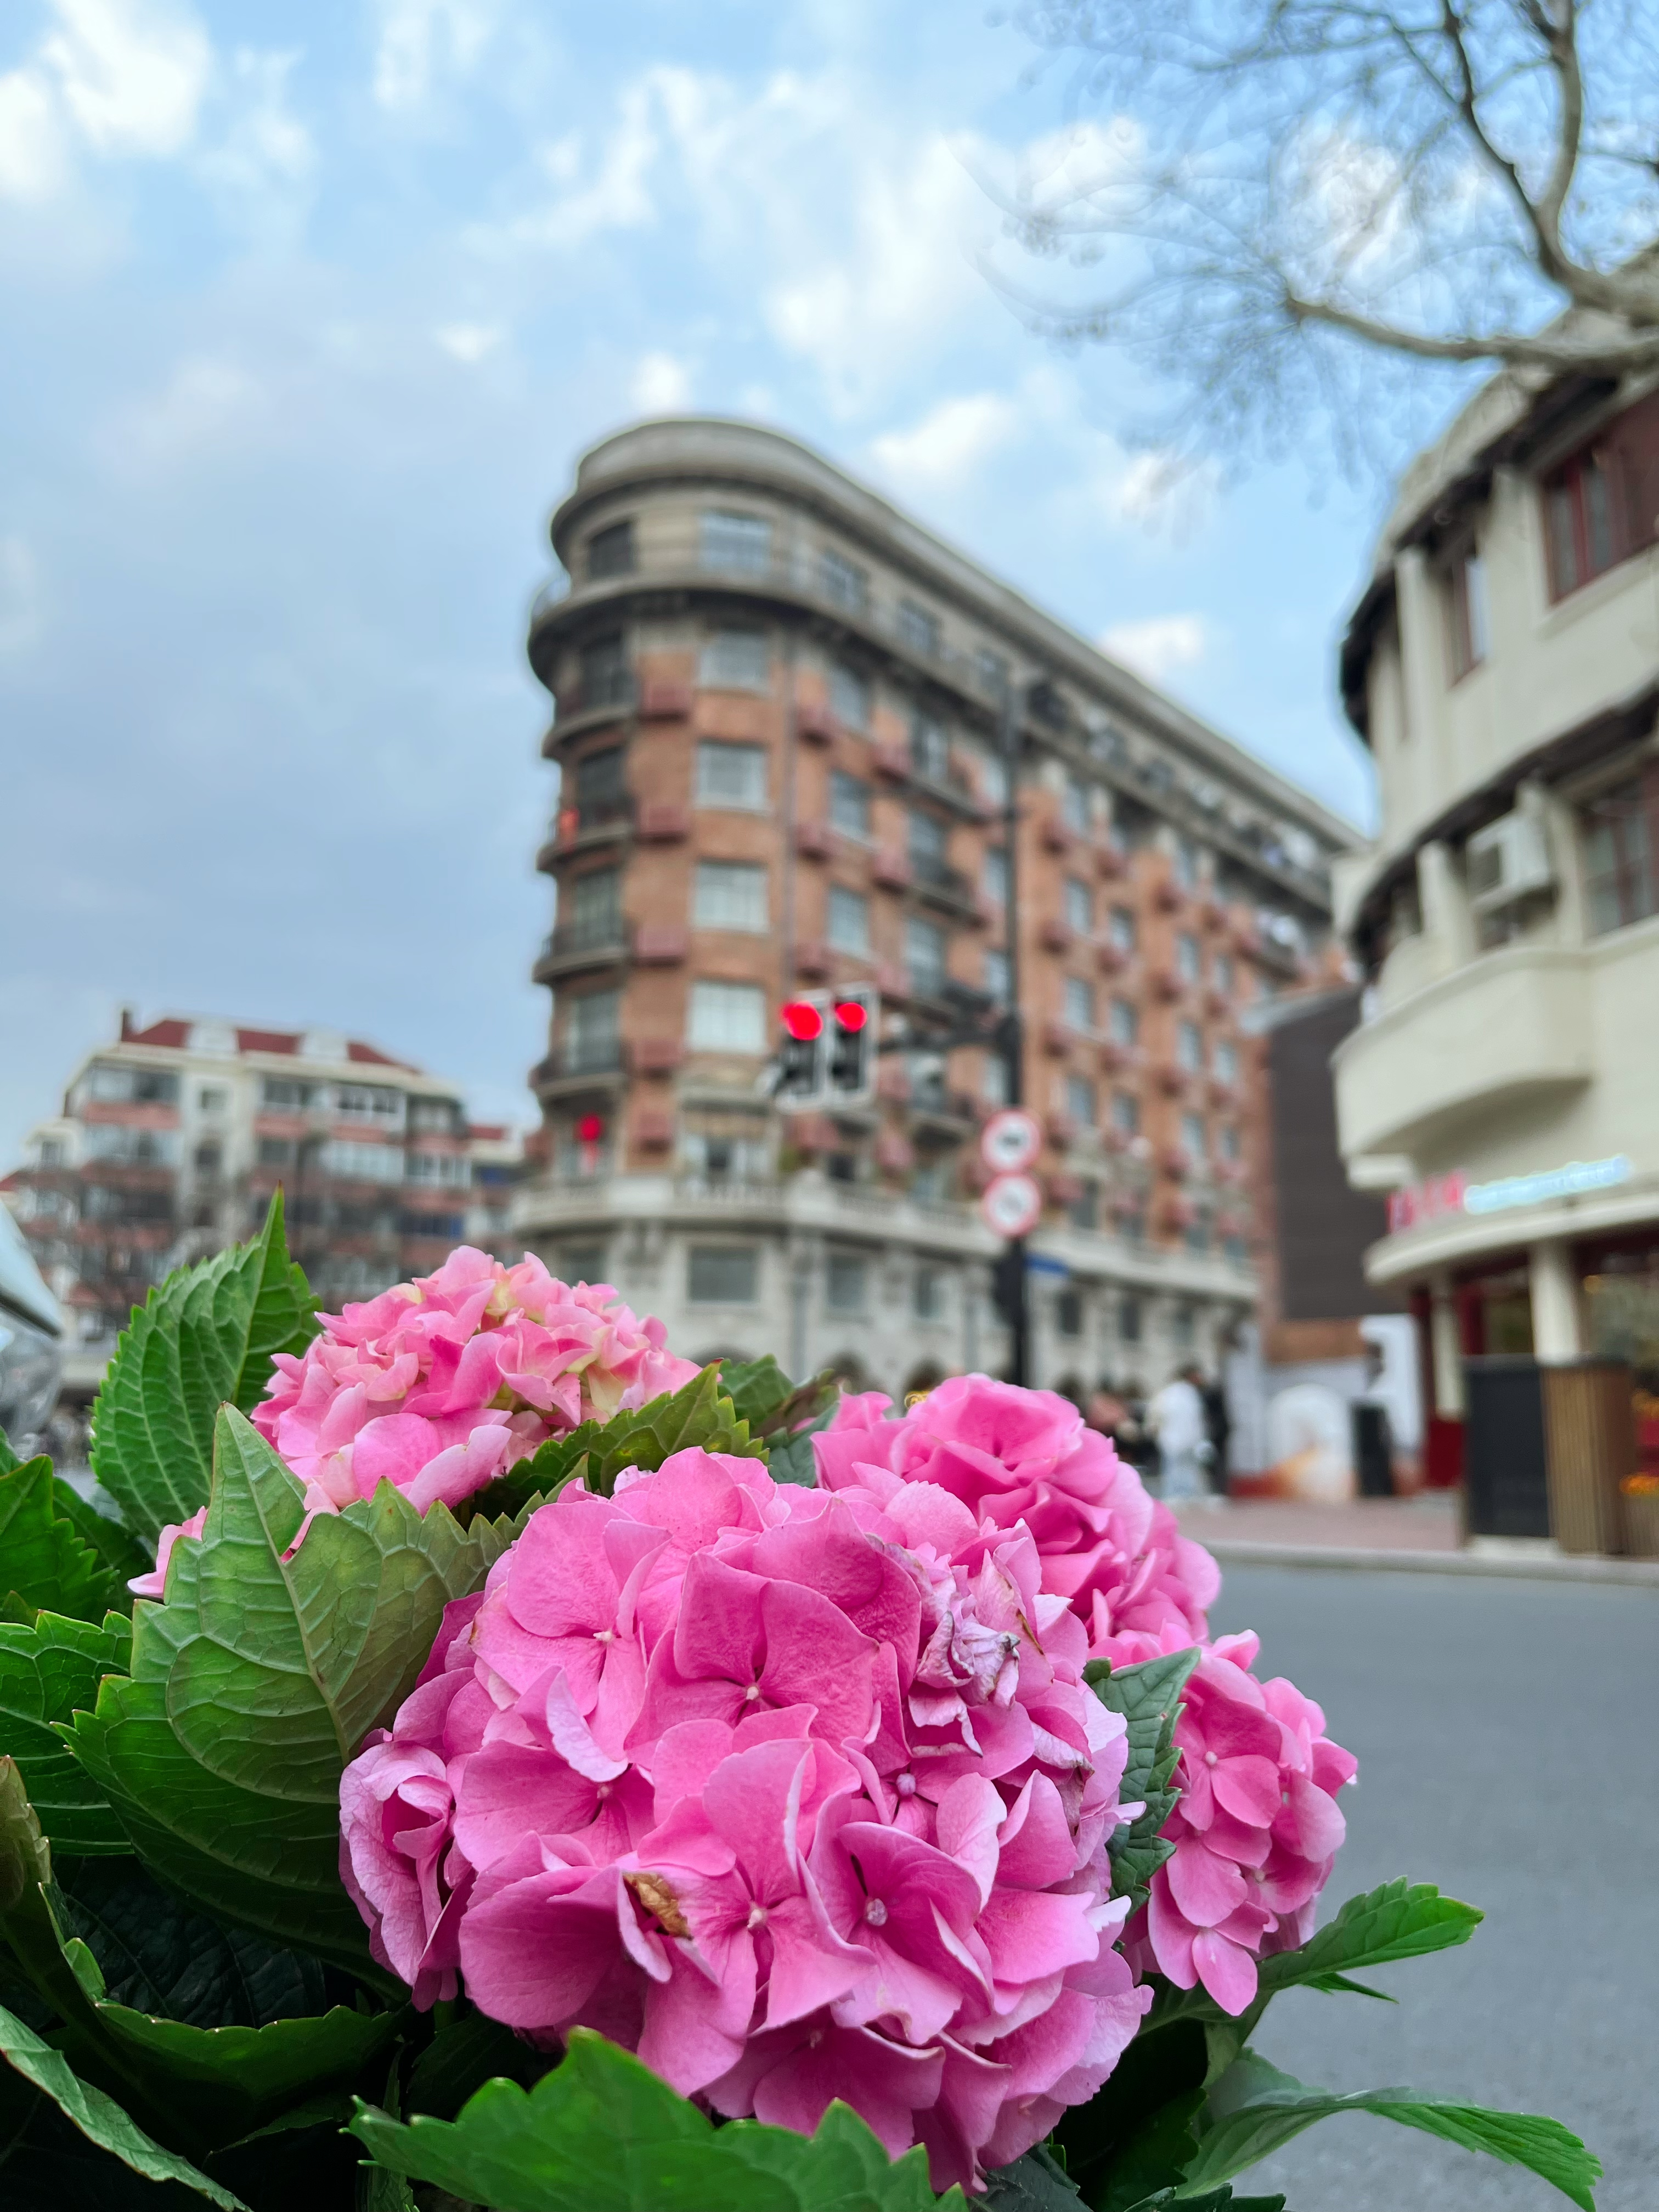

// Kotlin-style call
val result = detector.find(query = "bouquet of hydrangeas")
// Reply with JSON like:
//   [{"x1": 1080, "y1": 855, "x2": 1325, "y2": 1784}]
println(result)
[{"x1": 0, "y1": 1200, "x2": 1599, "y2": 2211}]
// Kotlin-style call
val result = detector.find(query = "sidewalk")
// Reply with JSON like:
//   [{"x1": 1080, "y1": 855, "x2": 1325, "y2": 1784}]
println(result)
[{"x1": 1170, "y1": 1492, "x2": 1659, "y2": 1587}]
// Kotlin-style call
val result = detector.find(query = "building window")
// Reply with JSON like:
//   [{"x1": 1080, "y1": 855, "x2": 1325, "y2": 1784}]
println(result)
[
  {"x1": 260, "y1": 1076, "x2": 313, "y2": 1110},
  {"x1": 197, "y1": 1085, "x2": 227, "y2": 1113},
  {"x1": 1068, "y1": 1182, "x2": 1098, "y2": 1232},
  {"x1": 1177, "y1": 1019, "x2": 1203, "y2": 1072},
  {"x1": 899, "y1": 600, "x2": 941, "y2": 658},
  {"x1": 906, "y1": 916, "x2": 947, "y2": 997},
  {"x1": 688, "y1": 980, "x2": 766, "y2": 1052},
  {"x1": 1111, "y1": 1090, "x2": 1139, "y2": 1137},
  {"x1": 1181, "y1": 1110, "x2": 1206, "y2": 1160},
  {"x1": 828, "y1": 884, "x2": 871, "y2": 953},
  {"x1": 984, "y1": 948, "x2": 1010, "y2": 1004},
  {"x1": 982, "y1": 846, "x2": 1009, "y2": 905},
  {"x1": 700, "y1": 510, "x2": 772, "y2": 573},
  {"x1": 913, "y1": 1264, "x2": 944, "y2": 1319},
  {"x1": 1173, "y1": 836, "x2": 1200, "y2": 891},
  {"x1": 1582, "y1": 774, "x2": 1659, "y2": 934},
  {"x1": 1212, "y1": 950, "x2": 1233, "y2": 994},
  {"x1": 568, "y1": 866, "x2": 623, "y2": 943},
  {"x1": 1065, "y1": 1073, "x2": 1097, "y2": 1126},
  {"x1": 830, "y1": 662, "x2": 871, "y2": 730},
  {"x1": 1545, "y1": 450, "x2": 1618, "y2": 599},
  {"x1": 695, "y1": 860, "x2": 768, "y2": 932},
  {"x1": 689, "y1": 1244, "x2": 759, "y2": 1304},
  {"x1": 1063, "y1": 975, "x2": 1096, "y2": 1033},
  {"x1": 586, "y1": 520, "x2": 635, "y2": 579},
  {"x1": 1108, "y1": 998, "x2": 1138, "y2": 1048},
  {"x1": 699, "y1": 627, "x2": 771, "y2": 692},
  {"x1": 1062, "y1": 775, "x2": 1089, "y2": 835},
  {"x1": 820, "y1": 547, "x2": 868, "y2": 612},
  {"x1": 574, "y1": 744, "x2": 628, "y2": 817},
  {"x1": 257, "y1": 1136, "x2": 292, "y2": 1167},
  {"x1": 696, "y1": 741, "x2": 767, "y2": 810},
  {"x1": 320, "y1": 1139, "x2": 405, "y2": 1184},
  {"x1": 826, "y1": 1250, "x2": 867, "y2": 1314},
  {"x1": 979, "y1": 751, "x2": 1009, "y2": 808},
  {"x1": 1056, "y1": 1287, "x2": 1082, "y2": 1338},
  {"x1": 911, "y1": 711, "x2": 949, "y2": 781},
  {"x1": 975, "y1": 646, "x2": 1009, "y2": 699},
  {"x1": 409, "y1": 1097, "x2": 462, "y2": 1133},
  {"x1": 1064, "y1": 877, "x2": 1092, "y2": 934},
  {"x1": 1447, "y1": 545, "x2": 1490, "y2": 679},
  {"x1": 1186, "y1": 1212, "x2": 1211, "y2": 1255},
  {"x1": 1109, "y1": 905, "x2": 1136, "y2": 954},
  {"x1": 830, "y1": 769, "x2": 872, "y2": 840},
  {"x1": 84, "y1": 1063, "x2": 179, "y2": 1106},
  {"x1": 566, "y1": 986, "x2": 622, "y2": 1071},
  {"x1": 909, "y1": 808, "x2": 947, "y2": 870},
  {"x1": 407, "y1": 1150, "x2": 470, "y2": 1188},
  {"x1": 683, "y1": 1118, "x2": 769, "y2": 1181},
  {"x1": 1120, "y1": 1294, "x2": 1143, "y2": 1342},
  {"x1": 37, "y1": 1137, "x2": 65, "y2": 1167},
  {"x1": 1219, "y1": 1123, "x2": 1241, "y2": 1162},
  {"x1": 1214, "y1": 1039, "x2": 1238, "y2": 1085},
  {"x1": 336, "y1": 1084, "x2": 400, "y2": 1120},
  {"x1": 579, "y1": 633, "x2": 630, "y2": 709}
]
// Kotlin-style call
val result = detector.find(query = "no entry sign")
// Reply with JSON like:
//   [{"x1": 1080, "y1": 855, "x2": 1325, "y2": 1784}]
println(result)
[
  {"x1": 980, "y1": 1108, "x2": 1041, "y2": 1176},
  {"x1": 980, "y1": 1170, "x2": 1042, "y2": 1241}
]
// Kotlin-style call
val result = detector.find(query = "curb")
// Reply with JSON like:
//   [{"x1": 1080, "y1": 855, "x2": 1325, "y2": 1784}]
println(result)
[{"x1": 1201, "y1": 1539, "x2": 1659, "y2": 1587}]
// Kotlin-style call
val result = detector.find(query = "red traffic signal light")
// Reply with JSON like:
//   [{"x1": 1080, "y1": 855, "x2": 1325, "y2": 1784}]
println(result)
[
  {"x1": 781, "y1": 1000, "x2": 825, "y2": 1042},
  {"x1": 832, "y1": 998, "x2": 869, "y2": 1034},
  {"x1": 574, "y1": 1113, "x2": 606, "y2": 1143}
]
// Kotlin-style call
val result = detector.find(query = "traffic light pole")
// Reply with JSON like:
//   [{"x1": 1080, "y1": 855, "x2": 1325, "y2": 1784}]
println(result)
[{"x1": 998, "y1": 679, "x2": 1030, "y2": 1389}]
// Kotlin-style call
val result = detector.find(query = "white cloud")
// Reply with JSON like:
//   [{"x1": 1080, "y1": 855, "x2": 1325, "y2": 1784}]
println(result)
[
  {"x1": 41, "y1": 0, "x2": 211, "y2": 158},
  {"x1": 0, "y1": 69, "x2": 71, "y2": 201},
  {"x1": 435, "y1": 321, "x2": 504, "y2": 363},
  {"x1": 1099, "y1": 614, "x2": 1208, "y2": 682},
  {"x1": 371, "y1": 0, "x2": 498, "y2": 114},
  {"x1": 0, "y1": 537, "x2": 44, "y2": 656},
  {"x1": 630, "y1": 351, "x2": 691, "y2": 413},
  {"x1": 195, "y1": 47, "x2": 315, "y2": 238},
  {"x1": 105, "y1": 352, "x2": 268, "y2": 473},
  {"x1": 1109, "y1": 450, "x2": 1222, "y2": 537},
  {"x1": 487, "y1": 84, "x2": 660, "y2": 253},
  {"x1": 869, "y1": 392, "x2": 1019, "y2": 492}
]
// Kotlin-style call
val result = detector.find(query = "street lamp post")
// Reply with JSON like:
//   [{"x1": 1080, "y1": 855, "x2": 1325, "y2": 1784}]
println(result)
[{"x1": 997, "y1": 676, "x2": 1030, "y2": 1388}]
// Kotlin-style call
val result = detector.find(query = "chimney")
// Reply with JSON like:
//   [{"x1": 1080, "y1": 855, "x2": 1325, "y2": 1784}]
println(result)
[{"x1": 119, "y1": 1005, "x2": 136, "y2": 1041}]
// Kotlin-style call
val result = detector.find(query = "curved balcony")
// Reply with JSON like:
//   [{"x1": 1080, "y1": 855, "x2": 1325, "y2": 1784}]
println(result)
[
  {"x1": 532, "y1": 919, "x2": 631, "y2": 984},
  {"x1": 1333, "y1": 943, "x2": 1592, "y2": 1159}
]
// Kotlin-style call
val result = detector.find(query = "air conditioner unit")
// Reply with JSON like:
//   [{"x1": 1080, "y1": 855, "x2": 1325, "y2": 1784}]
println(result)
[{"x1": 1466, "y1": 810, "x2": 1553, "y2": 912}]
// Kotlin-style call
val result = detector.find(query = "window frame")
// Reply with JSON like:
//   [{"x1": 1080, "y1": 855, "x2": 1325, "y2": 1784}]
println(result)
[
  {"x1": 695, "y1": 740, "x2": 768, "y2": 812},
  {"x1": 693, "y1": 859, "x2": 769, "y2": 934},
  {"x1": 687, "y1": 979, "x2": 767, "y2": 1053}
]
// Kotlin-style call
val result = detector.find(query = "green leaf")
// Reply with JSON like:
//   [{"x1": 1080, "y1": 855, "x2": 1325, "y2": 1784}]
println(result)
[
  {"x1": 0, "y1": 1999, "x2": 245, "y2": 2207},
  {"x1": 468, "y1": 1363, "x2": 764, "y2": 1522},
  {"x1": 981, "y1": 2145, "x2": 1087, "y2": 2207},
  {"x1": 1087, "y1": 1646, "x2": 1199, "y2": 1911},
  {"x1": 0, "y1": 1610, "x2": 132, "y2": 1853},
  {"x1": 90, "y1": 1191, "x2": 318, "y2": 1545},
  {"x1": 405, "y1": 2002, "x2": 556, "y2": 2119},
  {"x1": 0, "y1": 1429, "x2": 20, "y2": 1475},
  {"x1": 0, "y1": 1456, "x2": 118, "y2": 1622},
  {"x1": 50, "y1": 1479, "x2": 153, "y2": 1600},
  {"x1": 63, "y1": 1407, "x2": 517, "y2": 1969},
  {"x1": 57, "y1": 1855, "x2": 329, "y2": 2028},
  {"x1": 350, "y1": 2026, "x2": 966, "y2": 2211},
  {"x1": 1182, "y1": 2051, "x2": 1601, "y2": 2210},
  {"x1": 718, "y1": 1356, "x2": 838, "y2": 1442},
  {"x1": 1254, "y1": 1880, "x2": 1482, "y2": 2001}
]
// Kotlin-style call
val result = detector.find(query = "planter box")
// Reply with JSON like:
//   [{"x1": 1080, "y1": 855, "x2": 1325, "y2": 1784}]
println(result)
[{"x1": 1622, "y1": 1488, "x2": 1659, "y2": 1558}]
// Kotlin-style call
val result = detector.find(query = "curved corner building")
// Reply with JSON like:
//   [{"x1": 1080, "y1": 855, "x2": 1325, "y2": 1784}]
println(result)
[
  {"x1": 515, "y1": 416, "x2": 1353, "y2": 1393},
  {"x1": 1335, "y1": 364, "x2": 1659, "y2": 1534}
]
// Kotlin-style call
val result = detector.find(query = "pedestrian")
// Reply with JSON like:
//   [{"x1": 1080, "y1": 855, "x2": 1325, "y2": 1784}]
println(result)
[
  {"x1": 1148, "y1": 1363, "x2": 1208, "y2": 1501},
  {"x1": 1086, "y1": 1378, "x2": 1127, "y2": 1440},
  {"x1": 1200, "y1": 1374, "x2": 1231, "y2": 1495}
]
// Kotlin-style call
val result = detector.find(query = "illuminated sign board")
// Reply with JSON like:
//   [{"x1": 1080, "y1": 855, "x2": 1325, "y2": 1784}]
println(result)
[{"x1": 1389, "y1": 1156, "x2": 1632, "y2": 1232}]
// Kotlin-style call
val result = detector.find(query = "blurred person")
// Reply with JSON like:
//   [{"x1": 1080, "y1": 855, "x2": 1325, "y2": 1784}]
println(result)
[
  {"x1": 1149, "y1": 1362, "x2": 1207, "y2": 1500},
  {"x1": 1086, "y1": 1378, "x2": 1127, "y2": 1438},
  {"x1": 1200, "y1": 1373, "x2": 1232, "y2": 1495}
]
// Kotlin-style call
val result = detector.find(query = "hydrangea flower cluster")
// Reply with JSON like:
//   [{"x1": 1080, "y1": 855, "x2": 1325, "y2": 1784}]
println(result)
[
  {"x1": 814, "y1": 1379, "x2": 1356, "y2": 2019},
  {"x1": 132, "y1": 1251, "x2": 696, "y2": 1598},
  {"x1": 340, "y1": 1444, "x2": 1152, "y2": 2192}
]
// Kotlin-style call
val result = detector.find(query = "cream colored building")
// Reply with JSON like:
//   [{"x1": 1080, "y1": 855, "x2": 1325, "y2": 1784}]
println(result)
[{"x1": 1334, "y1": 362, "x2": 1659, "y2": 1521}]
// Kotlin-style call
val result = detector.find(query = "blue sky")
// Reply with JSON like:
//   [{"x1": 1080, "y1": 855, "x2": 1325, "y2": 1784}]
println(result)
[{"x1": 0, "y1": 0, "x2": 1406, "y2": 1160}]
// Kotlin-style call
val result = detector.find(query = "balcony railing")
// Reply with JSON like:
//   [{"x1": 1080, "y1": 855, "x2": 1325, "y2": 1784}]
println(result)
[
  {"x1": 553, "y1": 668, "x2": 637, "y2": 723},
  {"x1": 531, "y1": 1037, "x2": 627, "y2": 1087},
  {"x1": 536, "y1": 919, "x2": 631, "y2": 974}
]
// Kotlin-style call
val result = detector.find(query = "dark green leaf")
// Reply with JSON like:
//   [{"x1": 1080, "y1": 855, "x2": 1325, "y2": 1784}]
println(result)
[
  {"x1": 63, "y1": 1407, "x2": 517, "y2": 1970},
  {"x1": 0, "y1": 1430, "x2": 20, "y2": 1475},
  {"x1": 1117, "y1": 2193, "x2": 1284, "y2": 2212},
  {"x1": 405, "y1": 2004, "x2": 556, "y2": 2120},
  {"x1": 0, "y1": 1999, "x2": 244, "y2": 2207},
  {"x1": 1053, "y1": 2017, "x2": 1209, "y2": 2190},
  {"x1": 1254, "y1": 1881, "x2": 1482, "y2": 2002},
  {"x1": 90, "y1": 1192, "x2": 317, "y2": 1545},
  {"x1": 57, "y1": 1856, "x2": 329, "y2": 2027},
  {"x1": 1088, "y1": 1647, "x2": 1199, "y2": 1911},
  {"x1": 0, "y1": 1458, "x2": 117, "y2": 1623},
  {"x1": 1093, "y1": 2091, "x2": 1206, "y2": 2212},
  {"x1": 981, "y1": 2145, "x2": 1086, "y2": 2208},
  {"x1": 0, "y1": 1610, "x2": 131, "y2": 1853},
  {"x1": 49, "y1": 1479, "x2": 151, "y2": 1601},
  {"x1": 351, "y1": 2026, "x2": 965, "y2": 2211},
  {"x1": 718, "y1": 1356, "x2": 838, "y2": 1441},
  {"x1": 1186, "y1": 2051, "x2": 1601, "y2": 2210}
]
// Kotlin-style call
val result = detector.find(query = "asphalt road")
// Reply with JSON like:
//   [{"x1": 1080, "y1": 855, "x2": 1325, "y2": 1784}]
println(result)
[{"x1": 1203, "y1": 1565, "x2": 1659, "y2": 2212}]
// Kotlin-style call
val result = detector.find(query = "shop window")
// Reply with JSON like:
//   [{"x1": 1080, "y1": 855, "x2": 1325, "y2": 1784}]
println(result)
[
  {"x1": 696, "y1": 741, "x2": 767, "y2": 810},
  {"x1": 1582, "y1": 772, "x2": 1659, "y2": 935},
  {"x1": 689, "y1": 1244, "x2": 759, "y2": 1304},
  {"x1": 586, "y1": 521, "x2": 635, "y2": 580},
  {"x1": 828, "y1": 884, "x2": 870, "y2": 954},
  {"x1": 700, "y1": 510, "x2": 772, "y2": 574},
  {"x1": 830, "y1": 769, "x2": 871, "y2": 840}
]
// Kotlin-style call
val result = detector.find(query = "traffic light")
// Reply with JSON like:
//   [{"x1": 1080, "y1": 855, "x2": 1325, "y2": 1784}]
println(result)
[
  {"x1": 772, "y1": 989, "x2": 879, "y2": 1110},
  {"x1": 826, "y1": 989, "x2": 876, "y2": 1105},
  {"x1": 776, "y1": 998, "x2": 826, "y2": 1107}
]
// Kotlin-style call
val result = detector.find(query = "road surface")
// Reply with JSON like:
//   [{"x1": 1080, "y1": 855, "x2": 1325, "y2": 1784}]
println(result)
[{"x1": 1204, "y1": 1564, "x2": 1658, "y2": 2212}]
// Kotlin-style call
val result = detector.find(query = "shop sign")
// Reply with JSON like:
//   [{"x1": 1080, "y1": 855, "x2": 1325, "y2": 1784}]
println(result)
[
  {"x1": 1463, "y1": 1155, "x2": 1632, "y2": 1215},
  {"x1": 1388, "y1": 1154, "x2": 1633, "y2": 1232}
]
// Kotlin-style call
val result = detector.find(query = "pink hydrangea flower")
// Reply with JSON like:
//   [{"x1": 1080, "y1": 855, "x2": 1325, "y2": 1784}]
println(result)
[
  {"x1": 814, "y1": 1377, "x2": 1218, "y2": 1661},
  {"x1": 127, "y1": 1506, "x2": 207, "y2": 1600},
  {"x1": 340, "y1": 1445, "x2": 1153, "y2": 2193}
]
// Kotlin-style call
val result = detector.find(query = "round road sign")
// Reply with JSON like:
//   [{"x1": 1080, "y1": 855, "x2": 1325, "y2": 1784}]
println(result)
[
  {"x1": 980, "y1": 1170, "x2": 1042, "y2": 1241},
  {"x1": 980, "y1": 1108, "x2": 1042, "y2": 1176}
]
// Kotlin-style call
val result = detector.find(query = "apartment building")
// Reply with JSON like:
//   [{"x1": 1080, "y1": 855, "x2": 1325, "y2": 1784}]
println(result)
[
  {"x1": 1335, "y1": 364, "x2": 1659, "y2": 1536},
  {"x1": 4, "y1": 1013, "x2": 523, "y2": 1394},
  {"x1": 516, "y1": 417, "x2": 1356, "y2": 1396}
]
